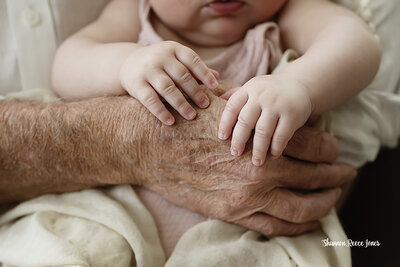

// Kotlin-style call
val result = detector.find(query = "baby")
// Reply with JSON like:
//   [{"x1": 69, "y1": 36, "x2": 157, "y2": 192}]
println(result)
[
  {"x1": 52, "y1": 0, "x2": 381, "y2": 256},
  {"x1": 53, "y1": 0, "x2": 380, "y2": 167}
]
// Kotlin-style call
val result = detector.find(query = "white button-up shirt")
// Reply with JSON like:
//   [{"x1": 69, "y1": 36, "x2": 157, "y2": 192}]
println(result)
[{"x1": 0, "y1": 0, "x2": 108, "y2": 95}]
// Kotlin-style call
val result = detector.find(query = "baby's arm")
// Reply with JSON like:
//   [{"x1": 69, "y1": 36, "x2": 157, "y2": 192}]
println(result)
[
  {"x1": 52, "y1": 0, "x2": 141, "y2": 98},
  {"x1": 277, "y1": 0, "x2": 381, "y2": 114},
  {"x1": 52, "y1": 0, "x2": 217, "y2": 125},
  {"x1": 219, "y1": 0, "x2": 381, "y2": 166}
]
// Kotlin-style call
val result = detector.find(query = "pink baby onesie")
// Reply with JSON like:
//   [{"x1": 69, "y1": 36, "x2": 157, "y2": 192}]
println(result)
[{"x1": 135, "y1": 0, "x2": 283, "y2": 257}]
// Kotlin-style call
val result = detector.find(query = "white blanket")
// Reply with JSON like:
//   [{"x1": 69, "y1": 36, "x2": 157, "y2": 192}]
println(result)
[{"x1": 0, "y1": 184, "x2": 350, "y2": 267}]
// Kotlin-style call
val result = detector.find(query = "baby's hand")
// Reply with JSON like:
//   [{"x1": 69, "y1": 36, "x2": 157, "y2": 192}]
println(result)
[
  {"x1": 218, "y1": 75, "x2": 313, "y2": 166},
  {"x1": 120, "y1": 41, "x2": 219, "y2": 125}
]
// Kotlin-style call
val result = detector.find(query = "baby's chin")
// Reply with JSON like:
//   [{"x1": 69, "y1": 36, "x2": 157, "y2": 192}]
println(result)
[
  {"x1": 183, "y1": 29, "x2": 247, "y2": 47},
  {"x1": 175, "y1": 19, "x2": 248, "y2": 47},
  {"x1": 205, "y1": 22, "x2": 249, "y2": 45}
]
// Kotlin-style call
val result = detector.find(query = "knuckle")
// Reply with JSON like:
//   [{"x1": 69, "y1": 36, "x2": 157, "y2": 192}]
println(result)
[
  {"x1": 255, "y1": 126, "x2": 272, "y2": 139},
  {"x1": 162, "y1": 83, "x2": 178, "y2": 96},
  {"x1": 237, "y1": 115, "x2": 252, "y2": 130},
  {"x1": 284, "y1": 104, "x2": 297, "y2": 115},
  {"x1": 224, "y1": 101, "x2": 238, "y2": 114},
  {"x1": 180, "y1": 71, "x2": 193, "y2": 84},
  {"x1": 246, "y1": 165, "x2": 265, "y2": 183},
  {"x1": 140, "y1": 93, "x2": 159, "y2": 108},
  {"x1": 230, "y1": 190, "x2": 251, "y2": 208},
  {"x1": 261, "y1": 222, "x2": 276, "y2": 236},
  {"x1": 191, "y1": 54, "x2": 202, "y2": 66},
  {"x1": 124, "y1": 81, "x2": 139, "y2": 97},
  {"x1": 164, "y1": 40, "x2": 178, "y2": 47},
  {"x1": 307, "y1": 164, "x2": 327, "y2": 189},
  {"x1": 160, "y1": 41, "x2": 178, "y2": 55},
  {"x1": 217, "y1": 201, "x2": 235, "y2": 221}
]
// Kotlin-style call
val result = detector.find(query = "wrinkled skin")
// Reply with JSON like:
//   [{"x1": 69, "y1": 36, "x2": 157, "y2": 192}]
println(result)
[
  {"x1": 0, "y1": 82, "x2": 355, "y2": 236},
  {"x1": 135, "y1": 83, "x2": 356, "y2": 236}
]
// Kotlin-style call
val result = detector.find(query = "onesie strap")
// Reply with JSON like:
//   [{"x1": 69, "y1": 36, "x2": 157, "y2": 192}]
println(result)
[{"x1": 138, "y1": 0, "x2": 163, "y2": 45}]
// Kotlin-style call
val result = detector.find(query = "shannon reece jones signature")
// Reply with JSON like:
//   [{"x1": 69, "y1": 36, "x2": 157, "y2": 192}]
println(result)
[{"x1": 321, "y1": 238, "x2": 381, "y2": 248}]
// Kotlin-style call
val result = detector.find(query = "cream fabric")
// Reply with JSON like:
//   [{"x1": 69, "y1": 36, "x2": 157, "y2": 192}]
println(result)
[
  {"x1": 1, "y1": 0, "x2": 400, "y2": 266},
  {"x1": 0, "y1": 185, "x2": 349, "y2": 267},
  {"x1": 0, "y1": 186, "x2": 164, "y2": 267}
]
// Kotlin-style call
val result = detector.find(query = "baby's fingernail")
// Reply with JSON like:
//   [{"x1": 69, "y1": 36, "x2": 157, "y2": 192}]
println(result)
[
  {"x1": 186, "y1": 109, "x2": 196, "y2": 120},
  {"x1": 252, "y1": 157, "x2": 262, "y2": 166},
  {"x1": 199, "y1": 97, "x2": 209, "y2": 108},
  {"x1": 210, "y1": 76, "x2": 218, "y2": 89},
  {"x1": 218, "y1": 130, "x2": 226, "y2": 140},
  {"x1": 231, "y1": 147, "x2": 239, "y2": 156},
  {"x1": 166, "y1": 117, "x2": 175, "y2": 125},
  {"x1": 212, "y1": 71, "x2": 219, "y2": 79}
]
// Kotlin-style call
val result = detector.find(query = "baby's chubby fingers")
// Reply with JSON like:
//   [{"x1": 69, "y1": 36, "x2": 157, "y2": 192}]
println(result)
[
  {"x1": 218, "y1": 89, "x2": 248, "y2": 140},
  {"x1": 230, "y1": 103, "x2": 261, "y2": 156},
  {"x1": 134, "y1": 82, "x2": 175, "y2": 125},
  {"x1": 175, "y1": 44, "x2": 219, "y2": 90},
  {"x1": 147, "y1": 71, "x2": 197, "y2": 121},
  {"x1": 164, "y1": 61, "x2": 210, "y2": 109},
  {"x1": 209, "y1": 69, "x2": 220, "y2": 80},
  {"x1": 252, "y1": 111, "x2": 279, "y2": 166},
  {"x1": 270, "y1": 117, "x2": 298, "y2": 159}
]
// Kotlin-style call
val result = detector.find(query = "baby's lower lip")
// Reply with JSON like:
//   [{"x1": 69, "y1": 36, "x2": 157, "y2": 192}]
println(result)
[{"x1": 207, "y1": 1, "x2": 244, "y2": 15}]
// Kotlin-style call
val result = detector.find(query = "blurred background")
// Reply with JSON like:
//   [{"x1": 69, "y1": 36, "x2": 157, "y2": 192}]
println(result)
[{"x1": 340, "y1": 145, "x2": 400, "y2": 267}]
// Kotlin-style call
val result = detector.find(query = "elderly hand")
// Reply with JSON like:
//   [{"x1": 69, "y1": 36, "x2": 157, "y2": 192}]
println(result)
[
  {"x1": 135, "y1": 84, "x2": 356, "y2": 236},
  {"x1": 0, "y1": 83, "x2": 355, "y2": 236}
]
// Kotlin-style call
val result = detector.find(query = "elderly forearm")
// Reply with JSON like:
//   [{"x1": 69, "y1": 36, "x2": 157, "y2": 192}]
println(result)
[{"x1": 0, "y1": 97, "x2": 147, "y2": 203}]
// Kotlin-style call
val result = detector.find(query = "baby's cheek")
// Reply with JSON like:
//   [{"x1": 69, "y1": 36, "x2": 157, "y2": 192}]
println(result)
[
  {"x1": 251, "y1": 0, "x2": 288, "y2": 23},
  {"x1": 149, "y1": 0, "x2": 198, "y2": 30}
]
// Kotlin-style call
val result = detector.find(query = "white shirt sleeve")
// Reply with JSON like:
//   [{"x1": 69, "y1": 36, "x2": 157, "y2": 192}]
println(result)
[{"x1": 6, "y1": 0, "x2": 57, "y2": 91}]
